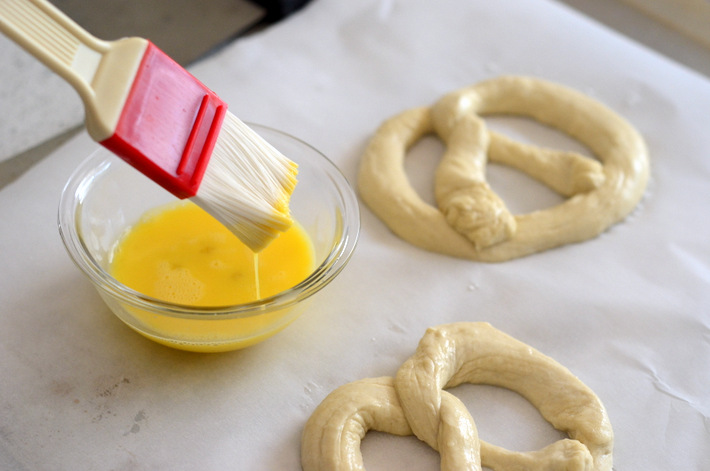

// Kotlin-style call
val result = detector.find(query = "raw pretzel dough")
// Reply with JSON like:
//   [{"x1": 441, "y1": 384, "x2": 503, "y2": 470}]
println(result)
[
  {"x1": 396, "y1": 322, "x2": 613, "y2": 471},
  {"x1": 301, "y1": 322, "x2": 613, "y2": 471},
  {"x1": 300, "y1": 377, "x2": 479, "y2": 471},
  {"x1": 358, "y1": 76, "x2": 649, "y2": 261}
]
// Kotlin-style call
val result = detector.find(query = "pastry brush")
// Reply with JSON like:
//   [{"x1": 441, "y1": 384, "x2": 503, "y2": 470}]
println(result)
[{"x1": 0, "y1": 0, "x2": 297, "y2": 252}]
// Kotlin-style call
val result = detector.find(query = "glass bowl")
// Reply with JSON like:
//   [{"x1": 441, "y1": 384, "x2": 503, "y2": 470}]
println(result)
[{"x1": 58, "y1": 125, "x2": 360, "y2": 352}]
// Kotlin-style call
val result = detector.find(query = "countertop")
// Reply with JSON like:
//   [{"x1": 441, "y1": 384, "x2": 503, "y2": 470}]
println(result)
[{"x1": 1, "y1": 0, "x2": 709, "y2": 469}]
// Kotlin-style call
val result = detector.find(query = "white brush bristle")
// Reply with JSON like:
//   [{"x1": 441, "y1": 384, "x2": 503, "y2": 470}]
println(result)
[{"x1": 192, "y1": 113, "x2": 298, "y2": 252}]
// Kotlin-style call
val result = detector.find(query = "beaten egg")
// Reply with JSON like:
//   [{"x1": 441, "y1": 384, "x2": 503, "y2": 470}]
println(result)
[
  {"x1": 108, "y1": 201, "x2": 315, "y2": 350},
  {"x1": 111, "y1": 201, "x2": 314, "y2": 306}
]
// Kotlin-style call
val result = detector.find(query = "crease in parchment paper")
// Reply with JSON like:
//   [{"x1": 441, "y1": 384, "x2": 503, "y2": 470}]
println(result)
[{"x1": 616, "y1": 343, "x2": 710, "y2": 421}]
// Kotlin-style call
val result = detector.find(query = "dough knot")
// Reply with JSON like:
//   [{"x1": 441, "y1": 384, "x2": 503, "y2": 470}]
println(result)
[
  {"x1": 439, "y1": 183, "x2": 516, "y2": 250},
  {"x1": 302, "y1": 322, "x2": 614, "y2": 471}
]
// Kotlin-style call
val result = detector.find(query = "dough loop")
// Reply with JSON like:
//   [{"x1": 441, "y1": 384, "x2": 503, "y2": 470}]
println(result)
[
  {"x1": 300, "y1": 377, "x2": 479, "y2": 471},
  {"x1": 301, "y1": 322, "x2": 613, "y2": 471},
  {"x1": 358, "y1": 76, "x2": 649, "y2": 261}
]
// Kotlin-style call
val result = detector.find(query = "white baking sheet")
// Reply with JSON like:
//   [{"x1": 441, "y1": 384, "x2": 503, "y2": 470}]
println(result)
[{"x1": 1, "y1": 0, "x2": 708, "y2": 469}]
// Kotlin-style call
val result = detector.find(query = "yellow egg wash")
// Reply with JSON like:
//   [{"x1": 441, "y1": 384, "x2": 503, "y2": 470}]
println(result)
[{"x1": 109, "y1": 201, "x2": 315, "y2": 351}]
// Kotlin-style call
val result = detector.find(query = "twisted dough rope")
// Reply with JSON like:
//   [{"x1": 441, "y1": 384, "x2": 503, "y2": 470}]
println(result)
[
  {"x1": 396, "y1": 323, "x2": 613, "y2": 471},
  {"x1": 301, "y1": 322, "x2": 613, "y2": 471},
  {"x1": 358, "y1": 76, "x2": 649, "y2": 261}
]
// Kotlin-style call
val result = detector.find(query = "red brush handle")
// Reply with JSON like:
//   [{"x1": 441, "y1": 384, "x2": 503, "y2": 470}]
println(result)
[{"x1": 101, "y1": 42, "x2": 227, "y2": 198}]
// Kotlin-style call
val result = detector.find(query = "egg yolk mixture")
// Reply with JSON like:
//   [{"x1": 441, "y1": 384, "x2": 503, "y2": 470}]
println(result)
[{"x1": 110, "y1": 201, "x2": 315, "y2": 307}]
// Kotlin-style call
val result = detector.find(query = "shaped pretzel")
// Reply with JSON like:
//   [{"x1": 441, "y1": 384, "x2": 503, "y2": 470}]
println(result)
[
  {"x1": 358, "y1": 76, "x2": 649, "y2": 261},
  {"x1": 301, "y1": 322, "x2": 613, "y2": 471}
]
